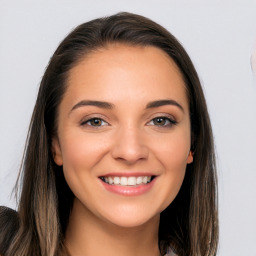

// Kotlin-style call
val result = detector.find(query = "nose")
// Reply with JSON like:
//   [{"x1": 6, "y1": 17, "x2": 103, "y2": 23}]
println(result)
[{"x1": 111, "y1": 126, "x2": 149, "y2": 164}]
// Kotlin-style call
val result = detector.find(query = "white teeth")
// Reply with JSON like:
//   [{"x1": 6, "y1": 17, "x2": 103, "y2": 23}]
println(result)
[
  {"x1": 136, "y1": 176, "x2": 142, "y2": 184},
  {"x1": 127, "y1": 177, "x2": 136, "y2": 185},
  {"x1": 108, "y1": 177, "x2": 113, "y2": 184},
  {"x1": 142, "y1": 176, "x2": 148, "y2": 184},
  {"x1": 120, "y1": 177, "x2": 128, "y2": 185},
  {"x1": 114, "y1": 177, "x2": 120, "y2": 185},
  {"x1": 101, "y1": 176, "x2": 153, "y2": 186}
]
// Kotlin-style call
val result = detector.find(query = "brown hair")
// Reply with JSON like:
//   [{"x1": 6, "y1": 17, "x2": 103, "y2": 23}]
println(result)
[{"x1": 1, "y1": 12, "x2": 218, "y2": 256}]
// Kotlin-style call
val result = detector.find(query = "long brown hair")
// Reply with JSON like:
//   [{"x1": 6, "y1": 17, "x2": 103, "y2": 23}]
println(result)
[{"x1": 1, "y1": 12, "x2": 218, "y2": 256}]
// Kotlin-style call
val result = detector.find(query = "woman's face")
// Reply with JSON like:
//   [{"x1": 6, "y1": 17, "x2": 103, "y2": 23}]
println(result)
[{"x1": 52, "y1": 44, "x2": 193, "y2": 228}]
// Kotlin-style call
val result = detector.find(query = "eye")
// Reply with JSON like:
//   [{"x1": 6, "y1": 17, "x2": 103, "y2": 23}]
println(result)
[
  {"x1": 147, "y1": 116, "x2": 177, "y2": 127},
  {"x1": 81, "y1": 118, "x2": 108, "y2": 127}
]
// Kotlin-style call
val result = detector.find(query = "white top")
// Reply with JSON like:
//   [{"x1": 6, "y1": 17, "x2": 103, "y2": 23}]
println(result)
[{"x1": 165, "y1": 248, "x2": 177, "y2": 256}]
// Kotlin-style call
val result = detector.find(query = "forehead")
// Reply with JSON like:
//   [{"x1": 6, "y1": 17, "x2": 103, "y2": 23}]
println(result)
[{"x1": 65, "y1": 44, "x2": 188, "y2": 110}]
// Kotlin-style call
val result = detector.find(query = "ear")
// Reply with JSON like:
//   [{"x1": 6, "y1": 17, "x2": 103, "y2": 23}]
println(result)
[
  {"x1": 51, "y1": 137, "x2": 63, "y2": 166},
  {"x1": 187, "y1": 151, "x2": 193, "y2": 164}
]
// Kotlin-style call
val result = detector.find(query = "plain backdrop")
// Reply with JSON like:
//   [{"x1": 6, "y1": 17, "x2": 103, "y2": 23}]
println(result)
[{"x1": 1, "y1": 1, "x2": 256, "y2": 255}]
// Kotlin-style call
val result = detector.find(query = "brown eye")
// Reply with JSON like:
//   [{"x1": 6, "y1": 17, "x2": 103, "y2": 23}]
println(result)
[
  {"x1": 81, "y1": 118, "x2": 108, "y2": 127},
  {"x1": 148, "y1": 116, "x2": 177, "y2": 127},
  {"x1": 90, "y1": 118, "x2": 102, "y2": 126},
  {"x1": 153, "y1": 117, "x2": 167, "y2": 126}
]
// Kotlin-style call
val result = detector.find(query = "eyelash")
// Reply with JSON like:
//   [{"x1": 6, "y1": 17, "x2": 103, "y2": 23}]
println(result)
[
  {"x1": 80, "y1": 116, "x2": 177, "y2": 128},
  {"x1": 147, "y1": 116, "x2": 177, "y2": 128},
  {"x1": 80, "y1": 118, "x2": 109, "y2": 127}
]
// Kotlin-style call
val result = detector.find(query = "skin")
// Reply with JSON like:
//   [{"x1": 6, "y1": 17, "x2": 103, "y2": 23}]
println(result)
[{"x1": 52, "y1": 44, "x2": 193, "y2": 256}]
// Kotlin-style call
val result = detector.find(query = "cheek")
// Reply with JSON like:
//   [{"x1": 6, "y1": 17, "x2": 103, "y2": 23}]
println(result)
[
  {"x1": 59, "y1": 132, "x2": 110, "y2": 201},
  {"x1": 152, "y1": 129, "x2": 191, "y2": 168},
  {"x1": 60, "y1": 131, "x2": 110, "y2": 170},
  {"x1": 151, "y1": 130, "x2": 190, "y2": 209}
]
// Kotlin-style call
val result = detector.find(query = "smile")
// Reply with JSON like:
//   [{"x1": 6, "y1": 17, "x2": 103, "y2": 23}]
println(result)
[{"x1": 100, "y1": 176, "x2": 154, "y2": 186}]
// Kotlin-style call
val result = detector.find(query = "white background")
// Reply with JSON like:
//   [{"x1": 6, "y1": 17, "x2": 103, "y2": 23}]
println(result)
[{"x1": 0, "y1": 1, "x2": 256, "y2": 255}]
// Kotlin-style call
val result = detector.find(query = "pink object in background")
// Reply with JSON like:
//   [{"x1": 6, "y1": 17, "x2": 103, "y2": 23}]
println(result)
[{"x1": 251, "y1": 40, "x2": 256, "y2": 76}]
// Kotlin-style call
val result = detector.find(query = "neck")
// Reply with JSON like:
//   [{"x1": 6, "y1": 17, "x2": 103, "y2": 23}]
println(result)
[{"x1": 65, "y1": 198, "x2": 161, "y2": 256}]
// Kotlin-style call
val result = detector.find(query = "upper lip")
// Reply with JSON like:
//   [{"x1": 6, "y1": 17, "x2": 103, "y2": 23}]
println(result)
[{"x1": 99, "y1": 172, "x2": 158, "y2": 177}]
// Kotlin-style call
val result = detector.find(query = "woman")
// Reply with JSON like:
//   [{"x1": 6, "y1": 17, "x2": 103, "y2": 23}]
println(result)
[{"x1": 0, "y1": 12, "x2": 218, "y2": 256}]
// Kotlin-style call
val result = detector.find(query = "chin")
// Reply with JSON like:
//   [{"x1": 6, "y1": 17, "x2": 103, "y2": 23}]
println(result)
[
  {"x1": 107, "y1": 214, "x2": 159, "y2": 229},
  {"x1": 98, "y1": 204, "x2": 161, "y2": 229}
]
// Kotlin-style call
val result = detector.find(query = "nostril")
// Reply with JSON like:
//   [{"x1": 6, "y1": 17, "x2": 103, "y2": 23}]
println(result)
[
  {"x1": 111, "y1": 144, "x2": 149, "y2": 164},
  {"x1": 110, "y1": 128, "x2": 149, "y2": 163}
]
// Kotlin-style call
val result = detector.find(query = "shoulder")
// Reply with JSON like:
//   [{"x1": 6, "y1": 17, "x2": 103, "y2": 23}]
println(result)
[
  {"x1": 0, "y1": 206, "x2": 19, "y2": 255},
  {"x1": 0, "y1": 206, "x2": 19, "y2": 232}
]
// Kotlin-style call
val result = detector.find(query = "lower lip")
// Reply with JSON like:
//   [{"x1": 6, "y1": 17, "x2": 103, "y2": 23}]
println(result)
[{"x1": 99, "y1": 177, "x2": 157, "y2": 196}]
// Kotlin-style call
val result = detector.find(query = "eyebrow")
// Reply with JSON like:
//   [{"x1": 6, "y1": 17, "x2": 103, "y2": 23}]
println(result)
[
  {"x1": 146, "y1": 99, "x2": 184, "y2": 112},
  {"x1": 70, "y1": 98, "x2": 184, "y2": 114},
  {"x1": 70, "y1": 100, "x2": 114, "y2": 113}
]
